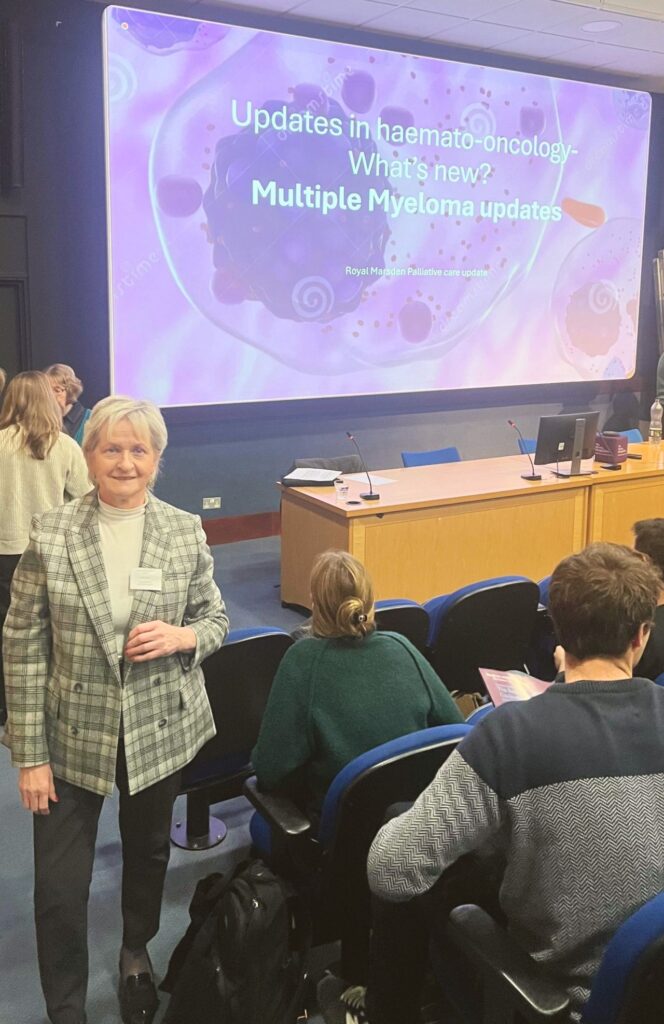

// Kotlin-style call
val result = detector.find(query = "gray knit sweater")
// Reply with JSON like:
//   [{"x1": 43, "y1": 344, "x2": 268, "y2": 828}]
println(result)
[{"x1": 368, "y1": 678, "x2": 664, "y2": 1021}]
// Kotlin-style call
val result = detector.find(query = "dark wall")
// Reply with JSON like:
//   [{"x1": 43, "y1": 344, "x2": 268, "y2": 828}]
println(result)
[{"x1": 1, "y1": 0, "x2": 663, "y2": 517}]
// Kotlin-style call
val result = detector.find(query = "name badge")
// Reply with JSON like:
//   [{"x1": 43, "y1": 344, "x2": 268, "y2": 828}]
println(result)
[{"x1": 130, "y1": 568, "x2": 163, "y2": 592}]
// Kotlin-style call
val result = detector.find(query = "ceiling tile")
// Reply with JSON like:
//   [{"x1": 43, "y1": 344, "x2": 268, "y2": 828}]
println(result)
[
  {"x1": 497, "y1": 32, "x2": 587, "y2": 58},
  {"x1": 599, "y1": 46, "x2": 664, "y2": 72},
  {"x1": 549, "y1": 39, "x2": 632, "y2": 67},
  {"x1": 363, "y1": 7, "x2": 466, "y2": 36},
  {"x1": 476, "y1": 0, "x2": 577, "y2": 31},
  {"x1": 288, "y1": 0, "x2": 394, "y2": 27},
  {"x1": 405, "y1": 0, "x2": 514, "y2": 15},
  {"x1": 431, "y1": 20, "x2": 526, "y2": 48}
]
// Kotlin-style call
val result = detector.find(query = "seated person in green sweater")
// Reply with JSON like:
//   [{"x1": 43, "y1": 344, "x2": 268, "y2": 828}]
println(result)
[{"x1": 252, "y1": 550, "x2": 462, "y2": 816}]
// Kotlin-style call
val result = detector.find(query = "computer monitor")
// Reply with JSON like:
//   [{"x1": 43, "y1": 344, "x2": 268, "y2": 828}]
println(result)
[{"x1": 534, "y1": 411, "x2": 600, "y2": 477}]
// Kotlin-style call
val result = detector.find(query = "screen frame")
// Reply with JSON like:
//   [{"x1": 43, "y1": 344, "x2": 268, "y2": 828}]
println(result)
[
  {"x1": 101, "y1": 4, "x2": 658, "y2": 420},
  {"x1": 534, "y1": 410, "x2": 600, "y2": 466}
]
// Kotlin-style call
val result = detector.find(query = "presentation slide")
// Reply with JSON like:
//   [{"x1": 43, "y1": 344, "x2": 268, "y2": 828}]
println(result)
[{"x1": 103, "y1": 6, "x2": 652, "y2": 407}]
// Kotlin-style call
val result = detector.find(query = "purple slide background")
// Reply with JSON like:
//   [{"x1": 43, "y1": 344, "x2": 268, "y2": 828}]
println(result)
[{"x1": 104, "y1": 6, "x2": 651, "y2": 406}]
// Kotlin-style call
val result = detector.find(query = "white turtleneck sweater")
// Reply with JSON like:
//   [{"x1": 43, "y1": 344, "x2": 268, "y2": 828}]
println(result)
[{"x1": 97, "y1": 498, "x2": 146, "y2": 658}]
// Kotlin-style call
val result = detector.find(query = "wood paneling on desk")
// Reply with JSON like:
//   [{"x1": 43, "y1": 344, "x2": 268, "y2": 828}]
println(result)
[{"x1": 280, "y1": 445, "x2": 664, "y2": 608}]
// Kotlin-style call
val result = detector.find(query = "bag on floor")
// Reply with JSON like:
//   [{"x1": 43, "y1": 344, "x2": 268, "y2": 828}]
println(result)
[{"x1": 161, "y1": 858, "x2": 310, "y2": 1024}]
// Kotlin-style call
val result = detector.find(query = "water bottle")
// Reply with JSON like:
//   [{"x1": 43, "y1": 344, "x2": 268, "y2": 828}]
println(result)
[{"x1": 649, "y1": 398, "x2": 663, "y2": 445}]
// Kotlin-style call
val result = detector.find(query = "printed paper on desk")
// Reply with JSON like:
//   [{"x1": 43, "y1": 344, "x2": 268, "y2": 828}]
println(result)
[
  {"x1": 479, "y1": 668, "x2": 551, "y2": 706},
  {"x1": 282, "y1": 468, "x2": 340, "y2": 483}
]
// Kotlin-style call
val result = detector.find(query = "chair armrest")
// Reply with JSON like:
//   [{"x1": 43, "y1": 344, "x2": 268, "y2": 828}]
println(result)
[
  {"x1": 445, "y1": 905, "x2": 570, "y2": 1022},
  {"x1": 243, "y1": 776, "x2": 312, "y2": 839}
]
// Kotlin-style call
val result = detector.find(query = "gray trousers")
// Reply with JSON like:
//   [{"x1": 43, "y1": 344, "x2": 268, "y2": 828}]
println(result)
[{"x1": 33, "y1": 742, "x2": 180, "y2": 1024}]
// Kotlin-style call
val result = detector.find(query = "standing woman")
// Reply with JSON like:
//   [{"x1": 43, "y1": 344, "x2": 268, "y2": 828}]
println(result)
[
  {"x1": 0, "y1": 371, "x2": 90, "y2": 723},
  {"x1": 3, "y1": 396, "x2": 229, "y2": 1024},
  {"x1": 45, "y1": 363, "x2": 91, "y2": 445}
]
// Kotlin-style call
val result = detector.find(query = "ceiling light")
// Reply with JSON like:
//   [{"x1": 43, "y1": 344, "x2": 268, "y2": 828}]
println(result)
[{"x1": 581, "y1": 20, "x2": 622, "y2": 32}]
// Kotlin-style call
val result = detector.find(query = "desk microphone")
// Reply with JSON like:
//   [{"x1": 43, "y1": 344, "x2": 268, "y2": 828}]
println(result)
[
  {"x1": 346, "y1": 432, "x2": 380, "y2": 500},
  {"x1": 508, "y1": 419, "x2": 542, "y2": 481}
]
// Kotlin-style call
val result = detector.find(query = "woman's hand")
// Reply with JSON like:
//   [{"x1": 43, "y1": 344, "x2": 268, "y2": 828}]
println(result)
[
  {"x1": 124, "y1": 621, "x2": 197, "y2": 662},
  {"x1": 19, "y1": 764, "x2": 57, "y2": 814}
]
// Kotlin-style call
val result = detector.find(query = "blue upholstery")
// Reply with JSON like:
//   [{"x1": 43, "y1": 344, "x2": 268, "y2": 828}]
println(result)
[
  {"x1": 654, "y1": 673, "x2": 664, "y2": 688},
  {"x1": 518, "y1": 437, "x2": 536, "y2": 455},
  {"x1": 538, "y1": 575, "x2": 552, "y2": 608},
  {"x1": 250, "y1": 810, "x2": 272, "y2": 855},
  {"x1": 374, "y1": 598, "x2": 422, "y2": 612},
  {"x1": 374, "y1": 598, "x2": 430, "y2": 653},
  {"x1": 425, "y1": 576, "x2": 531, "y2": 648},
  {"x1": 223, "y1": 625, "x2": 287, "y2": 644},
  {"x1": 620, "y1": 428, "x2": 643, "y2": 444},
  {"x1": 582, "y1": 891, "x2": 664, "y2": 1024},
  {"x1": 401, "y1": 446, "x2": 461, "y2": 468},
  {"x1": 465, "y1": 703, "x2": 495, "y2": 724},
  {"x1": 317, "y1": 724, "x2": 470, "y2": 847}
]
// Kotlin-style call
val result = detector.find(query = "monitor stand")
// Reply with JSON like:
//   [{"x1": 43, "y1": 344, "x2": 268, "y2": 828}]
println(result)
[{"x1": 551, "y1": 417, "x2": 595, "y2": 478}]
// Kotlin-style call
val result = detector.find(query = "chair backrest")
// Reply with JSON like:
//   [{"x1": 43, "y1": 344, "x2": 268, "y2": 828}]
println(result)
[
  {"x1": 426, "y1": 577, "x2": 540, "y2": 695},
  {"x1": 181, "y1": 627, "x2": 293, "y2": 789},
  {"x1": 619, "y1": 428, "x2": 643, "y2": 444},
  {"x1": 374, "y1": 599, "x2": 430, "y2": 654},
  {"x1": 465, "y1": 703, "x2": 495, "y2": 725},
  {"x1": 401, "y1": 446, "x2": 461, "y2": 468},
  {"x1": 582, "y1": 891, "x2": 664, "y2": 1024},
  {"x1": 517, "y1": 437, "x2": 536, "y2": 455},
  {"x1": 317, "y1": 725, "x2": 470, "y2": 906},
  {"x1": 293, "y1": 454, "x2": 363, "y2": 475},
  {"x1": 538, "y1": 574, "x2": 552, "y2": 608}
]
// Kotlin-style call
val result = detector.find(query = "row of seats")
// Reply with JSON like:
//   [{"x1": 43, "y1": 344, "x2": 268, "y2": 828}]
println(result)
[
  {"x1": 399, "y1": 427, "x2": 644, "y2": 466},
  {"x1": 172, "y1": 575, "x2": 551, "y2": 850},
  {"x1": 244, "y1": 717, "x2": 664, "y2": 1024}
]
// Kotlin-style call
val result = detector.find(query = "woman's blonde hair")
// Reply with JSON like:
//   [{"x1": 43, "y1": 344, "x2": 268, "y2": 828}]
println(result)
[
  {"x1": 310, "y1": 550, "x2": 375, "y2": 639},
  {"x1": 44, "y1": 363, "x2": 84, "y2": 403},
  {"x1": 82, "y1": 395, "x2": 168, "y2": 487},
  {"x1": 0, "y1": 370, "x2": 62, "y2": 459}
]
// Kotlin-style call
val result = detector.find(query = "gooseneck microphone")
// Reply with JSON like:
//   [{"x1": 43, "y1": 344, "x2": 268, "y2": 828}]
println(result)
[
  {"x1": 508, "y1": 419, "x2": 542, "y2": 481},
  {"x1": 346, "y1": 432, "x2": 380, "y2": 500}
]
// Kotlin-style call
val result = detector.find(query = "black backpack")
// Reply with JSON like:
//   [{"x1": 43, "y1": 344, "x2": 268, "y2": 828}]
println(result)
[{"x1": 161, "y1": 859, "x2": 310, "y2": 1024}]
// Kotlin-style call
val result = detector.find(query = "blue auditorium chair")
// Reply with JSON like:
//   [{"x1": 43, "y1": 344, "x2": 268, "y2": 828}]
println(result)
[
  {"x1": 425, "y1": 577, "x2": 540, "y2": 695},
  {"x1": 170, "y1": 626, "x2": 293, "y2": 850},
  {"x1": 374, "y1": 598, "x2": 430, "y2": 654},
  {"x1": 518, "y1": 437, "x2": 536, "y2": 455},
  {"x1": 620, "y1": 428, "x2": 643, "y2": 444},
  {"x1": 245, "y1": 723, "x2": 470, "y2": 982},
  {"x1": 401, "y1": 446, "x2": 461, "y2": 468},
  {"x1": 465, "y1": 703, "x2": 495, "y2": 725},
  {"x1": 436, "y1": 890, "x2": 664, "y2": 1023}
]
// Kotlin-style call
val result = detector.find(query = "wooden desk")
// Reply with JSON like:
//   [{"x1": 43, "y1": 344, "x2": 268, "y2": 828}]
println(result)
[{"x1": 280, "y1": 444, "x2": 664, "y2": 608}]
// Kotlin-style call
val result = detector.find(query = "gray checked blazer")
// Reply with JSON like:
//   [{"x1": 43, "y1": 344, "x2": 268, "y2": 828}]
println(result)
[{"x1": 2, "y1": 492, "x2": 229, "y2": 796}]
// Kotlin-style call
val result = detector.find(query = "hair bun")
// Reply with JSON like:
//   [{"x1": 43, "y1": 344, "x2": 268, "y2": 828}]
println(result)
[{"x1": 357, "y1": 612, "x2": 367, "y2": 623}]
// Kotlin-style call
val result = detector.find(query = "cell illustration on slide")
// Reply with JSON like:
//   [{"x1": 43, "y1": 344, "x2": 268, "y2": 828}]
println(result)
[{"x1": 103, "y1": 6, "x2": 651, "y2": 406}]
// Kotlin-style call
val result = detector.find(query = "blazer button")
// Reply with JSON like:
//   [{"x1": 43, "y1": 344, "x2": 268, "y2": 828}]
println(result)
[
  {"x1": 153, "y1": 677, "x2": 162, "y2": 687},
  {"x1": 158, "y1": 718, "x2": 168, "y2": 728},
  {"x1": 74, "y1": 683, "x2": 83, "y2": 693},
  {"x1": 71, "y1": 726, "x2": 79, "y2": 736}
]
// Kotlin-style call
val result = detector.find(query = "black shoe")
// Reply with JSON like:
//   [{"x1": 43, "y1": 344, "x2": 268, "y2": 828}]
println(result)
[{"x1": 118, "y1": 968, "x2": 159, "y2": 1024}]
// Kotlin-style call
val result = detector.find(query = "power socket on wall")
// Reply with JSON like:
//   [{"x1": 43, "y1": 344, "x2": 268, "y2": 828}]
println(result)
[{"x1": 202, "y1": 497, "x2": 221, "y2": 510}]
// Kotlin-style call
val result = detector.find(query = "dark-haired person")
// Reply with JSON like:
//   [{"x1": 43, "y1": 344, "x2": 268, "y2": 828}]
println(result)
[
  {"x1": 45, "y1": 363, "x2": 91, "y2": 445},
  {"x1": 252, "y1": 550, "x2": 462, "y2": 819},
  {"x1": 322, "y1": 543, "x2": 664, "y2": 1024},
  {"x1": 633, "y1": 517, "x2": 664, "y2": 681},
  {"x1": 0, "y1": 371, "x2": 90, "y2": 724}
]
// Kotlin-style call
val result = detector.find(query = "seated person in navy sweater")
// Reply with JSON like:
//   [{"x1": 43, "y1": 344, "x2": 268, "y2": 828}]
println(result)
[
  {"x1": 632, "y1": 517, "x2": 664, "y2": 681},
  {"x1": 320, "y1": 542, "x2": 664, "y2": 1024},
  {"x1": 252, "y1": 550, "x2": 462, "y2": 817}
]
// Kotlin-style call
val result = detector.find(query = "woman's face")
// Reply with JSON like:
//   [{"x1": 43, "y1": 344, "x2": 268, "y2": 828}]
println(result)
[
  {"x1": 87, "y1": 418, "x2": 159, "y2": 509},
  {"x1": 49, "y1": 381, "x2": 68, "y2": 412}
]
